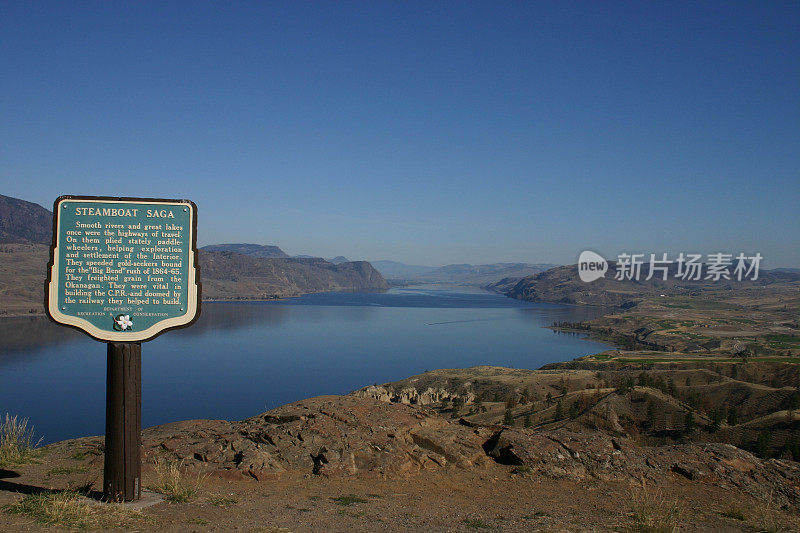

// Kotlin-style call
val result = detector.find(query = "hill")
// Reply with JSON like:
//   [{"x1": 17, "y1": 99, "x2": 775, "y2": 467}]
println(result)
[
  {"x1": 0, "y1": 243, "x2": 50, "y2": 315},
  {"x1": 355, "y1": 360, "x2": 800, "y2": 465},
  {"x1": 373, "y1": 260, "x2": 556, "y2": 286},
  {"x1": 0, "y1": 245, "x2": 388, "y2": 315},
  {"x1": 506, "y1": 262, "x2": 800, "y2": 307},
  {"x1": 5, "y1": 369, "x2": 800, "y2": 531},
  {"x1": 0, "y1": 194, "x2": 52, "y2": 244},
  {"x1": 371, "y1": 260, "x2": 437, "y2": 279},
  {"x1": 505, "y1": 263, "x2": 800, "y2": 356},
  {"x1": 201, "y1": 243, "x2": 289, "y2": 258},
  {"x1": 200, "y1": 252, "x2": 388, "y2": 300}
]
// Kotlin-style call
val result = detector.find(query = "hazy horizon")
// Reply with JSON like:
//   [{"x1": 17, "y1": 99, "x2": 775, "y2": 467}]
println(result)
[{"x1": 2, "y1": 3, "x2": 798, "y2": 267}]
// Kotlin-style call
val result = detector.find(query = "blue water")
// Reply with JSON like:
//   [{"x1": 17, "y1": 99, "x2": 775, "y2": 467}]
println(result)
[{"x1": 0, "y1": 285, "x2": 609, "y2": 444}]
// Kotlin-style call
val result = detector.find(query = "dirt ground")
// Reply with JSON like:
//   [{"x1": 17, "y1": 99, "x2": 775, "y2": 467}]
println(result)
[{"x1": 2, "y1": 451, "x2": 799, "y2": 532}]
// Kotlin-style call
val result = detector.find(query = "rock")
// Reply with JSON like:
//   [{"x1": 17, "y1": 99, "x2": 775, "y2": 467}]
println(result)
[
  {"x1": 142, "y1": 395, "x2": 487, "y2": 479},
  {"x1": 139, "y1": 395, "x2": 800, "y2": 510}
]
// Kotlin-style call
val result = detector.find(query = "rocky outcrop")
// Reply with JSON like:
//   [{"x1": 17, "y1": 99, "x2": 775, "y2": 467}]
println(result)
[
  {"x1": 484, "y1": 427, "x2": 800, "y2": 510},
  {"x1": 353, "y1": 385, "x2": 475, "y2": 406},
  {"x1": 142, "y1": 395, "x2": 491, "y2": 480},
  {"x1": 135, "y1": 394, "x2": 800, "y2": 510}
]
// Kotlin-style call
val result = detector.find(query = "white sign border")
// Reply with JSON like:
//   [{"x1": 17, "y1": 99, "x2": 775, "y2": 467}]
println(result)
[{"x1": 46, "y1": 196, "x2": 200, "y2": 342}]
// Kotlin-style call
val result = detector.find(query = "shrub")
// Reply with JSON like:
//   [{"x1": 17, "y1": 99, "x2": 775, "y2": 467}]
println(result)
[
  {"x1": 683, "y1": 410, "x2": 695, "y2": 433},
  {"x1": 553, "y1": 401, "x2": 564, "y2": 421}
]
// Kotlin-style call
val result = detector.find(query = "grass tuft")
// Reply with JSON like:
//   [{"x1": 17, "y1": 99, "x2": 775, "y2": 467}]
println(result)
[
  {"x1": 330, "y1": 494, "x2": 367, "y2": 506},
  {"x1": 628, "y1": 484, "x2": 682, "y2": 533},
  {"x1": 464, "y1": 517, "x2": 491, "y2": 529},
  {"x1": 69, "y1": 449, "x2": 87, "y2": 461},
  {"x1": 46, "y1": 465, "x2": 89, "y2": 477},
  {"x1": 0, "y1": 413, "x2": 41, "y2": 467},
  {"x1": 2, "y1": 490, "x2": 147, "y2": 529},
  {"x1": 152, "y1": 455, "x2": 206, "y2": 503},
  {"x1": 721, "y1": 506, "x2": 746, "y2": 521},
  {"x1": 208, "y1": 495, "x2": 238, "y2": 507}
]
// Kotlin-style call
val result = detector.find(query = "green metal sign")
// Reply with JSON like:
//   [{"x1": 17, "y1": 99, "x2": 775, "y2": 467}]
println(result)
[{"x1": 46, "y1": 196, "x2": 200, "y2": 342}]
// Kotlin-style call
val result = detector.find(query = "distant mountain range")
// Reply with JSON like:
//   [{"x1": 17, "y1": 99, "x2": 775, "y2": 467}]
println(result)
[
  {"x1": 201, "y1": 243, "x2": 289, "y2": 258},
  {"x1": 371, "y1": 260, "x2": 557, "y2": 286},
  {"x1": 503, "y1": 262, "x2": 800, "y2": 307},
  {"x1": 202, "y1": 244, "x2": 350, "y2": 264},
  {"x1": 0, "y1": 196, "x2": 387, "y2": 314}
]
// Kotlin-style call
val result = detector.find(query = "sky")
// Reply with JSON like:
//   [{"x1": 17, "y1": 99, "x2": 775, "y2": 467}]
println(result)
[{"x1": 2, "y1": 1, "x2": 798, "y2": 267}]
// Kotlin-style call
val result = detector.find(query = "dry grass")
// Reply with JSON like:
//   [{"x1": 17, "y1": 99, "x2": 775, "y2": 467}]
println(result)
[
  {"x1": 627, "y1": 484, "x2": 682, "y2": 533},
  {"x1": 754, "y1": 490, "x2": 787, "y2": 533},
  {"x1": 2, "y1": 490, "x2": 148, "y2": 529},
  {"x1": 152, "y1": 455, "x2": 206, "y2": 503},
  {"x1": 0, "y1": 413, "x2": 41, "y2": 467}
]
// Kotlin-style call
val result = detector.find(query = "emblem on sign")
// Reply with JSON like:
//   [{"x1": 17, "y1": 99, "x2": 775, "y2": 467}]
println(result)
[
  {"x1": 114, "y1": 314, "x2": 133, "y2": 331},
  {"x1": 45, "y1": 196, "x2": 201, "y2": 342}
]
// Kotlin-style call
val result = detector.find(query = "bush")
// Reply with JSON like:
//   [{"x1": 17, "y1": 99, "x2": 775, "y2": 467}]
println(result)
[
  {"x1": 553, "y1": 401, "x2": 564, "y2": 421},
  {"x1": 683, "y1": 411, "x2": 695, "y2": 433}
]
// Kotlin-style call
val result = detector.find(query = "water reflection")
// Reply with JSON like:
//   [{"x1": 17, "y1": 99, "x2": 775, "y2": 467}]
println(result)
[
  {"x1": 0, "y1": 317, "x2": 81, "y2": 357},
  {"x1": 173, "y1": 302, "x2": 289, "y2": 336}
]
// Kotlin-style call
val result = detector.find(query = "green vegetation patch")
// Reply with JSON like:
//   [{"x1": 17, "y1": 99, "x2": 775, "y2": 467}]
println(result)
[
  {"x1": 721, "y1": 507, "x2": 746, "y2": 521},
  {"x1": 2, "y1": 490, "x2": 149, "y2": 529},
  {"x1": 464, "y1": 517, "x2": 491, "y2": 529},
  {"x1": 69, "y1": 449, "x2": 86, "y2": 461},
  {"x1": 763, "y1": 334, "x2": 800, "y2": 345},
  {"x1": 330, "y1": 494, "x2": 367, "y2": 506},
  {"x1": 208, "y1": 496, "x2": 238, "y2": 507}
]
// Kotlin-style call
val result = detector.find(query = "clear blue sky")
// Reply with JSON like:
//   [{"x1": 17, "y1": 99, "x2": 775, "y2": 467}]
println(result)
[{"x1": 2, "y1": 1, "x2": 798, "y2": 267}]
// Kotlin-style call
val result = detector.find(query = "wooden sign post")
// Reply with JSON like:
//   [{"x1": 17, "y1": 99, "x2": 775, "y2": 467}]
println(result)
[{"x1": 45, "y1": 196, "x2": 200, "y2": 501}]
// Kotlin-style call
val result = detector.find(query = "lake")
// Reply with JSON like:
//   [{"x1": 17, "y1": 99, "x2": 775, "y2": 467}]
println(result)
[{"x1": 0, "y1": 285, "x2": 609, "y2": 444}]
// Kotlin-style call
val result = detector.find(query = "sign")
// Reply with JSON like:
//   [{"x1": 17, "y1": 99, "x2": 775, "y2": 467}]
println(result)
[{"x1": 46, "y1": 196, "x2": 200, "y2": 342}]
